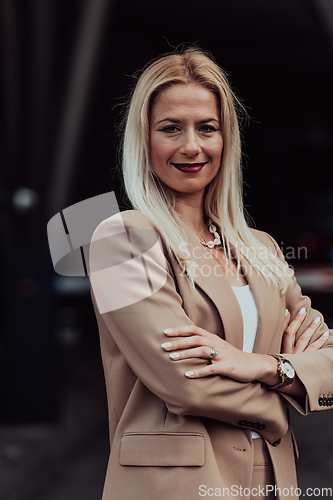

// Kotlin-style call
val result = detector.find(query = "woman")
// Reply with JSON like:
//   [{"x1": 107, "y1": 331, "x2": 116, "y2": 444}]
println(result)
[{"x1": 89, "y1": 47, "x2": 333, "y2": 499}]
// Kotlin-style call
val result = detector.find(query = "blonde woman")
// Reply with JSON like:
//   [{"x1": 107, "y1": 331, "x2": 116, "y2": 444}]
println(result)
[{"x1": 89, "y1": 47, "x2": 333, "y2": 500}]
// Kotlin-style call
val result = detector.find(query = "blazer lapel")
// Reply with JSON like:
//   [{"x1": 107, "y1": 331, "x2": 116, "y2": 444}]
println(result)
[
  {"x1": 175, "y1": 217, "x2": 280, "y2": 354},
  {"x1": 176, "y1": 217, "x2": 244, "y2": 349}
]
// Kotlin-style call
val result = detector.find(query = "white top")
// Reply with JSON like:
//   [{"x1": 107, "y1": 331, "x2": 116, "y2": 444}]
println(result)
[
  {"x1": 231, "y1": 285, "x2": 258, "y2": 354},
  {"x1": 231, "y1": 284, "x2": 261, "y2": 439}
]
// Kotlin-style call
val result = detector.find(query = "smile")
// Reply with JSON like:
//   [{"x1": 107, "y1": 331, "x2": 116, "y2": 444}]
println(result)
[{"x1": 171, "y1": 162, "x2": 208, "y2": 173}]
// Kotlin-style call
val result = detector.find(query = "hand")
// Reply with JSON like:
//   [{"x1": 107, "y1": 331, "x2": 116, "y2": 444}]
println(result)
[
  {"x1": 281, "y1": 308, "x2": 329, "y2": 354},
  {"x1": 161, "y1": 325, "x2": 271, "y2": 383}
]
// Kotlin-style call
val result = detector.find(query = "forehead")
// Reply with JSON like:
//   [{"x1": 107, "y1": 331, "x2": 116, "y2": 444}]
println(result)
[{"x1": 150, "y1": 83, "x2": 220, "y2": 119}]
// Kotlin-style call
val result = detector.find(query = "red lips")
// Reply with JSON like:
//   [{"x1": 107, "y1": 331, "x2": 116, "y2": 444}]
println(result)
[{"x1": 171, "y1": 162, "x2": 207, "y2": 173}]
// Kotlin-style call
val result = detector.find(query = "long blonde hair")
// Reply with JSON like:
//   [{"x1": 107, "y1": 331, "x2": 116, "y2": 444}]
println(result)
[{"x1": 121, "y1": 47, "x2": 293, "y2": 294}]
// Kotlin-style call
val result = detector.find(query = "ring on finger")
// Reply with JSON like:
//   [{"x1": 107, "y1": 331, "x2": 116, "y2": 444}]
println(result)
[{"x1": 209, "y1": 348, "x2": 218, "y2": 359}]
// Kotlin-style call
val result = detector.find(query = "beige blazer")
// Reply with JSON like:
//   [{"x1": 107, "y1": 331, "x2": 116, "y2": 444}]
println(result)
[{"x1": 89, "y1": 210, "x2": 333, "y2": 500}]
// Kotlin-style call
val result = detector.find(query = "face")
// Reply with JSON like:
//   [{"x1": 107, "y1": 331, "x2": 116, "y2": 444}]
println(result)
[{"x1": 149, "y1": 83, "x2": 223, "y2": 202}]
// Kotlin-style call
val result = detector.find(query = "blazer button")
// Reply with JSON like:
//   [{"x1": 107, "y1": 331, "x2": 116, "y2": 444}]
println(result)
[
  {"x1": 257, "y1": 424, "x2": 266, "y2": 431},
  {"x1": 272, "y1": 439, "x2": 281, "y2": 447},
  {"x1": 247, "y1": 421, "x2": 254, "y2": 428},
  {"x1": 323, "y1": 397, "x2": 327, "y2": 406},
  {"x1": 318, "y1": 397, "x2": 323, "y2": 406},
  {"x1": 238, "y1": 420, "x2": 247, "y2": 426}
]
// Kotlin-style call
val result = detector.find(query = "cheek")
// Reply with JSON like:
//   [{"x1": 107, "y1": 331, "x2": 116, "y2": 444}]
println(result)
[
  {"x1": 150, "y1": 145, "x2": 162, "y2": 170},
  {"x1": 149, "y1": 135, "x2": 159, "y2": 166},
  {"x1": 210, "y1": 137, "x2": 224, "y2": 161},
  {"x1": 150, "y1": 136, "x2": 170, "y2": 168}
]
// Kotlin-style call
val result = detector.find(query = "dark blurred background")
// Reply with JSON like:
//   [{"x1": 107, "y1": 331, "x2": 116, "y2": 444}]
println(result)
[{"x1": 0, "y1": 0, "x2": 333, "y2": 498}]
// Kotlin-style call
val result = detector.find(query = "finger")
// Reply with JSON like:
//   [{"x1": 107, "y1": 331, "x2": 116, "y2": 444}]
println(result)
[
  {"x1": 185, "y1": 364, "x2": 218, "y2": 378},
  {"x1": 305, "y1": 331, "x2": 330, "y2": 351},
  {"x1": 169, "y1": 346, "x2": 218, "y2": 361},
  {"x1": 163, "y1": 325, "x2": 215, "y2": 339},
  {"x1": 281, "y1": 307, "x2": 306, "y2": 354},
  {"x1": 283, "y1": 309, "x2": 290, "y2": 331},
  {"x1": 293, "y1": 316, "x2": 321, "y2": 354},
  {"x1": 281, "y1": 310, "x2": 291, "y2": 352},
  {"x1": 161, "y1": 336, "x2": 208, "y2": 351}
]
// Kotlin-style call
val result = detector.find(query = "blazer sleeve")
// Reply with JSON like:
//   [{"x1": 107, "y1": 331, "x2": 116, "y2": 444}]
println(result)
[
  {"x1": 263, "y1": 232, "x2": 333, "y2": 415},
  {"x1": 89, "y1": 211, "x2": 290, "y2": 444}
]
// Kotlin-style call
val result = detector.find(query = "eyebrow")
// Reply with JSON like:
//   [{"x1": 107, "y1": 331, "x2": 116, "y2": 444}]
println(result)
[{"x1": 156, "y1": 118, "x2": 220, "y2": 125}]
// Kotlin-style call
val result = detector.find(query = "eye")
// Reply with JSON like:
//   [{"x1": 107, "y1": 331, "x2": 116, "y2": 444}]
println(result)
[
  {"x1": 160, "y1": 125, "x2": 179, "y2": 133},
  {"x1": 199, "y1": 124, "x2": 217, "y2": 133}
]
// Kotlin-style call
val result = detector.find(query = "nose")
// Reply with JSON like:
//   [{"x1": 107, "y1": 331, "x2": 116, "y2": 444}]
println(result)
[{"x1": 179, "y1": 129, "x2": 201, "y2": 157}]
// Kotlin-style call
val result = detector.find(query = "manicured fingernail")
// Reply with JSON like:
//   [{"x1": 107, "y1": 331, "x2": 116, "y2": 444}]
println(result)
[
  {"x1": 163, "y1": 328, "x2": 173, "y2": 333},
  {"x1": 169, "y1": 353, "x2": 180, "y2": 359},
  {"x1": 323, "y1": 331, "x2": 329, "y2": 337},
  {"x1": 185, "y1": 371, "x2": 194, "y2": 377},
  {"x1": 299, "y1": 307, "x2": 306, "y2": 315},
  {"x1": 285, "y1": 309, "x2": 289, "y2": 317},
  {"x1": 161, "y1": 342, "x2": 172, "y2": 348},
  {"x1": 314, "y1": 316, "x2": 321, "y2": 324}
]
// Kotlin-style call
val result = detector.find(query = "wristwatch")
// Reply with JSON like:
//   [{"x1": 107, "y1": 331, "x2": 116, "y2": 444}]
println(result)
[{"x1": 268, "y1": 354, "x2": 295, "y2": 390}]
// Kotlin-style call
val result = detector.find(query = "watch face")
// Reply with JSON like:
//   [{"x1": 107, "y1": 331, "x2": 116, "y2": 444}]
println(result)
[{"x1": 282, "y1": 360, "x2": 295, "y2": 378}]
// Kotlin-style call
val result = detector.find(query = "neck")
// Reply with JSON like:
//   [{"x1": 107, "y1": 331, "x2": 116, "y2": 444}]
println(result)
[{"x1": 174, "y1": 193, "x2": 207, "y2": 235}]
